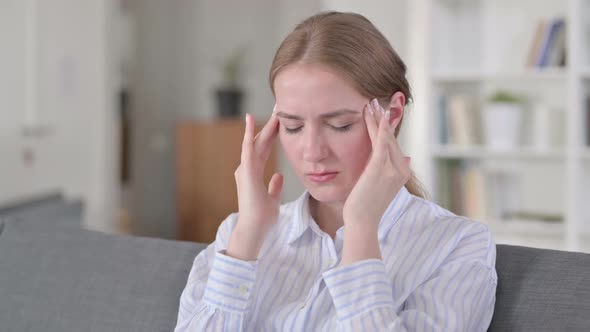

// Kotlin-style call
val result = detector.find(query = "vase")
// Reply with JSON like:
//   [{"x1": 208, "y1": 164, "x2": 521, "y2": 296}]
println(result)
[
  {"x1": 215, "y1": 88, "x2": 243, "y2": 118},
  {"x1": 482, "y1": 102, "x2": 523, "y2": 150}
]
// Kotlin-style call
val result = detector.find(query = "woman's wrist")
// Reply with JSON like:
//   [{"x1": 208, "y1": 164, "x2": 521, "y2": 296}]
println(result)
[
  {"x1": 341, "y1": 222, "x2": 381, "y2": 266},
  {"x1": 225, "y1": 222, "x2": 268, "y2": 261}
]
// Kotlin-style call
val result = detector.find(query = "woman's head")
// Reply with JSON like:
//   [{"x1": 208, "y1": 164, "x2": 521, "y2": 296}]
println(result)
[{"x1": 269, "y1": 11, "x2": 426, "y2": 202}]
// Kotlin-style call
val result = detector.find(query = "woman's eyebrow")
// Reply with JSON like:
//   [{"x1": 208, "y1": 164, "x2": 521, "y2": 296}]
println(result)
[{"x1": 275, "y1": 109, "x2": 360, "y2": 120}]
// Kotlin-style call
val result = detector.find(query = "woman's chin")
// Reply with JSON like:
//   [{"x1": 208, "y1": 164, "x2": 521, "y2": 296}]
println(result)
[{"x1": 306, "y1": 185, "x2": 348, "y2": 203}]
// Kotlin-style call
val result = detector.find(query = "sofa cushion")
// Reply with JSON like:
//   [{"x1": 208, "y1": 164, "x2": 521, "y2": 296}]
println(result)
[
  {"x1": 0, "y1": 191, "x2": 63, "y2": 216},
  {"x1": 489, "y1": 244, "x2": 590, "y2": 331},
  {"x1": 0, "y1": 220, "x2": 207, "y2": 332},
  {"x1": 0, "y1": 193, "x2": 83, "y2": 229}
]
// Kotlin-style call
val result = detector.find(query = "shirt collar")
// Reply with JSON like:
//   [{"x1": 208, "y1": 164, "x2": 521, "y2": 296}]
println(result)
[
  {"x1": 287, "y1": 190, "x2": 314, "y2": 245},
  {"x1": 376, "y1": 186, "x2": 413, "y2": 242},
  {"x1": 287, "y1": 186, "x2": 413, "y2": 245}
]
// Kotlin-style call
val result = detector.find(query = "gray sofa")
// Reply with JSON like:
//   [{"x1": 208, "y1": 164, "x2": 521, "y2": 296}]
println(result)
[{"x1": 0, "y1": 197, "x2": 589, "y2": 331}]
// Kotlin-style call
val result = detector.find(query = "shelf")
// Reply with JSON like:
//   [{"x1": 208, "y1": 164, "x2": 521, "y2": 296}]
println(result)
[
  {"x1": 432, "y1": 145, "x2": 566, "y2": 160},
  {"x1": 486, "y1": 218, "x2": 566, "y2": 251},
  {"x1": 426, "y1": 0, "x2": 588, "y2": 253},
  {"x1": 485, "y1": 218, "x2": 564, "y2": 238},
  {"x1": 432, "y1": 68, "x2": 568, "y2": 83}
]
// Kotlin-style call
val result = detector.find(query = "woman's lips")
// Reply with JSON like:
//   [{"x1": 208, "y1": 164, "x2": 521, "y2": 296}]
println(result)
[{"x1": 306, "y1": 172, "x2": 338, "y2": 183}]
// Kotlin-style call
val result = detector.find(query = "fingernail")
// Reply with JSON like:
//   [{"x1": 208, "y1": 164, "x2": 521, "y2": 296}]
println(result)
[
  {"x1": 368, "y1": 103, "x2": 374, "y2": 115},
  {"x1": 385, "y1": 110, "x2": 391, "y2": 120},
  {"x1": 371, "y1": 98, "x2": 379, "y2": 110},
  {"x1": 272, "y1": 104, "x2": 277, "y2": 114},
  {"x1": 245, "y1": 113, "x2": 249, "y2": 122}
]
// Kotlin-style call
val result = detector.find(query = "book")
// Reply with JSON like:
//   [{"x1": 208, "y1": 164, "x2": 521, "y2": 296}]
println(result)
[
  {"x1": 526, "y1": 17, "x2": 567, "y2": 68},
  {"x1": 439, "y1": 95, "x2": 449, "y2": 145},
  {"x1": 526, "y1": 20, "x2": 548, "y2": 67},
  {"x1": 450, "y1": 162, "x2": 464, "y2": 216},
  {"x1": 437, "y1": 160, "x2": 452, "y2": 210},
  {"x1": 447, "y1": 94, "x2": 475, "y2": 146},
  {"x1": 462, "y1": 162, "x2": 487, "y2": 221},
  {"x1": 587, "y1": 97, "x2": 590, "y2": 146},
  {"x1": 546, "y1": 19, "x2": 567, "y2": 66},
  {"x1": 537, "y1": 18, "x2": 565, "y2": 67},
  {"x1": 445, "y1": 161, "x2": 487, "y2": 221}
]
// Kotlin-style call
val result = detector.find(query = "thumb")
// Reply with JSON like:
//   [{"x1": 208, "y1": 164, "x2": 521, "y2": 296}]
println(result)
[
  {"x1": 404, "y1": 156, "x2": 411, "y2": 166},
  {"x1": 268, "y1": 173, "x2": 284, "y2": 199}
]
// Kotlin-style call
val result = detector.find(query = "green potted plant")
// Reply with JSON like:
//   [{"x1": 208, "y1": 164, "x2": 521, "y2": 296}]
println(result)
[
  {"x1": 483, "y1": 90, "x2": 527, "y2": 150},
  {"x1": 215, "y1": 46, "x2": 247, "y2": 118}
]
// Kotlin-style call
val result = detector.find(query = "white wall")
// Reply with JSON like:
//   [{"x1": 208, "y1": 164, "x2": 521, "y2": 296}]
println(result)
[
  {"x1": 127, "y1": 0, "x2": 199, "y2": 238},
  {"x1": 127, "y1": 0, "x2": 321, "y2": 237},
  {"x1": 0, "y1": 0, "x2": 412, "y2": 236},
  {"x1": 0, "y1": 0, "x2": 119, "y2": 232},
  {"x1": 321, "y1": 0, "x2": 407, "y2": 59}
]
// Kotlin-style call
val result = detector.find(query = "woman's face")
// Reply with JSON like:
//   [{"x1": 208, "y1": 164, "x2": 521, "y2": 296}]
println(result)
[{"x1": 274, "y1": 64, "x2": 372, "y2": 204}]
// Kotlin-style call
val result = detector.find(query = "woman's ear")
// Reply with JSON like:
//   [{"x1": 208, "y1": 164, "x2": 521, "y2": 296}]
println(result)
[{"x1": 387, "y1": 91, "x2": 405, "y2": 129}]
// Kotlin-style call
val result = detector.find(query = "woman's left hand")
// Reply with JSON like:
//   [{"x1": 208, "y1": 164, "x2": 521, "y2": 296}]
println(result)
[{"x1": 342, "y1": 98, "x2": 412, "y2": 230}]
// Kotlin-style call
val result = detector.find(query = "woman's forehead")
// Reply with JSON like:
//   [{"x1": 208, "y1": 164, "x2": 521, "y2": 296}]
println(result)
[
  {"x1": 275, "y1": 65, "x2": 365, "y2": 101},
  {"x1": 273, "y1": 64, "x2": 367, "y2": 118},
  {"x1": 275, "y1": 105, "x2": 362, "y2": 120}
]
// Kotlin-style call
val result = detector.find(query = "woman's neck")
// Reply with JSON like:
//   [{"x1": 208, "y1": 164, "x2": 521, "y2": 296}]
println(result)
[{"x1": 309, "y1": 195, "x2": 344, "y2": 239}]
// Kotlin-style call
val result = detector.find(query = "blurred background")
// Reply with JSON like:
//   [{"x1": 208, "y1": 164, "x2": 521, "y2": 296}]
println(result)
[{"x1": 1, "y1": 0, "x2": 589, "y2": 252}]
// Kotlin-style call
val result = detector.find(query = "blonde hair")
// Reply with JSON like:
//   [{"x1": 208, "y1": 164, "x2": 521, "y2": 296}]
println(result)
[{"x1": 269, "y1": 11, "x2": 428, "y2": 199}]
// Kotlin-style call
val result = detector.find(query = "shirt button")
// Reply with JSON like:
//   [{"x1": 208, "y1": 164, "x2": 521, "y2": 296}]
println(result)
[
  {"x1": 239, "y1": 284, "x2": 249, "y2": 295},
  {"x1": 299, "y1": 302, "x2": 306, "y2": 310}
]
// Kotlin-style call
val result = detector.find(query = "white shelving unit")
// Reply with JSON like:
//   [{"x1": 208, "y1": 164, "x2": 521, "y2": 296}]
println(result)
[
  {"x1": 432, "y1": 145, "x2": 566, "y2": 160},
  {"x1": 433, "y1": 68, "x2": 568, "y2": 83},
  {"x1": 423, "y1": 0, "x2": 590, "y2": 252}
]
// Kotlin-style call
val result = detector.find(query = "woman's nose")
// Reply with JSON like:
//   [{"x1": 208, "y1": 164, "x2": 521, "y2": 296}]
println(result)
[{"x1": 302, "y1": 128, "x2": 329, "y2": 162}]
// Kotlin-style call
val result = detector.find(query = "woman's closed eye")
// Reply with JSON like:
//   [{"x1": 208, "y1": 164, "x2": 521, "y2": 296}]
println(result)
[
  {"x1": 330, "y1": 124, "x2": 353, "y2": 132},
  {"x1": 283, "y1": 123, "x2": 354, "y2": 134}
]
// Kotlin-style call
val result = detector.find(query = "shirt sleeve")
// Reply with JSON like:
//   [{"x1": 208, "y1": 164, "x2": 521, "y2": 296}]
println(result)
[
  {"x1": 323, "y1": 228, "x2": 498, "y2": 331},
  {"x1": 174, "y1": 213, "x2": 257, "y2": 331}
]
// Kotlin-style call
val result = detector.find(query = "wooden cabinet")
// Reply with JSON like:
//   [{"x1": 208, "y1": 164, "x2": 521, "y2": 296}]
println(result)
[{"x1": 176, "y1": 119, "x2": 278, "y2": 243}]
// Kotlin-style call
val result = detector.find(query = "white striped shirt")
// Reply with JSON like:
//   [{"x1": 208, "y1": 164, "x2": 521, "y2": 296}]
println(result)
[{"x1": 174, "y1": 187, "x2": 497, "y2": 331}]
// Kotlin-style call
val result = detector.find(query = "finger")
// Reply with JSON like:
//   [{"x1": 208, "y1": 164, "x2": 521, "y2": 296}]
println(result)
[
  {"x1": 268, "y1": 173, "x2": 284, "y2": 199},
  {"x1": 254, "y1": 111, "x2": 280, "y2": 157},
  {"x1": 386, "y1": 123, "x2": 409, "y2": 170},
  {"x1": 254, "y1": 105, "x2": 279, "y2": 142},
  {"x1": 241, "y1": 113, "x2": 255, "y2": 163},
  {"x1": 374, "y1": 106, "x2": 390, "y2": 164},
  {"x1": 373, "y1": 100, "x2": 409, "y2": 172},
  {"x1": 404, "y1": 156, "x2": 411, "y2": 166},
  {"x1": 372, "y1": 100, "x2": 384, "y2": 132},
  {"x1": 364, "y1": 104, "x2": 378, "y2": 147},
  {"x1": 371, "y1": 101, "x2": 399, "y2": 168},
  {"x1": 373, "y1": 101, "x2": 402, "y2": 166}
]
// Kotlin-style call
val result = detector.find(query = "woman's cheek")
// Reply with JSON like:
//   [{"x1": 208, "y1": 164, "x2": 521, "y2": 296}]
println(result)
[{"x1": 279, "y1": 133, "x2": 297, "y2": 156}]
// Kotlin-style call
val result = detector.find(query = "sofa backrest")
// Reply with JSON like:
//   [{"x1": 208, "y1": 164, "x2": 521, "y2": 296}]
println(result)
[
  {"x1": 0, "y1": 220, "x2": 208, "y2": 332},
  {"x1": 0, "y1": 191, "x2": 83, "y2": 228},
  {"x1": 0, "y1": 191, "x2": 63, "y2": 212},
  {"x1": 3, "y1": 217, "x2": 589, "y2": 331},
  {"x1": 489, "y1": 244, "x2": 590, "y2": 331}
]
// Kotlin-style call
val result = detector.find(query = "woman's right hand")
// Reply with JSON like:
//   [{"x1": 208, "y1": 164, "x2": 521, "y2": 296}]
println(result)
[{"x1": 226, "y1": 109, "x2": 283, "y2": 261}]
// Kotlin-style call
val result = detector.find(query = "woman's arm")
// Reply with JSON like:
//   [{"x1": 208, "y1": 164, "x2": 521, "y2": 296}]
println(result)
[
  {"x1": 174, "y1": 214, "x2": 258, "y2": 332},
  {"x1": 175, "y1": 111, "x2": 281, "y2": 331},
  {"x1": 325, "y1": 225, "x2": 497, "y2": 331}
]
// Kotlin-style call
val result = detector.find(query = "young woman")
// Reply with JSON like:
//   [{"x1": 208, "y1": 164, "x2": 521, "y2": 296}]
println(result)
[{"x1": 175, "y1": 11, "x2": 497, "y2": 331}]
